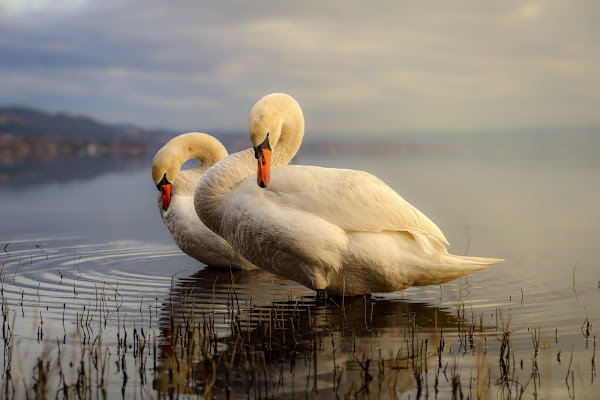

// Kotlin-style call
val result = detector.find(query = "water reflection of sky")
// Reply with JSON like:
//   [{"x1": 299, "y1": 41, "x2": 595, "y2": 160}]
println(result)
[
  {"x1": 1, "y1": 132, "x2": 599, "y2": 292},
  {"x1": 0, "y1": 131, "x2": 598, "y2": 397},
  {"x1": 1, "y1": 164, "x2": 168, "y2": 242}
]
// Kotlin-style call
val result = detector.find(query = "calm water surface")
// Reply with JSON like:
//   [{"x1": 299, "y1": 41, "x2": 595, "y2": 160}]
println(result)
[{"x1": 0, "y1": 132, "x2": 598, "y2": 398}]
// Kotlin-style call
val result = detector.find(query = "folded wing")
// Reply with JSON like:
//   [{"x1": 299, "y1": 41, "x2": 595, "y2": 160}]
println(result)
[{"x1": 259, "y1": 165, "x2": 449, "y2": 244}]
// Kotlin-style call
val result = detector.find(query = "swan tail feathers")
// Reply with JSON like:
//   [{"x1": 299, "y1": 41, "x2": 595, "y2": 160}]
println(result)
[
  {"x1": 453, "y1": 254, "x2": 505, "y2": 267},
  {"x1": 412, "y1": 255, "x2": 503, "y2": 287}
]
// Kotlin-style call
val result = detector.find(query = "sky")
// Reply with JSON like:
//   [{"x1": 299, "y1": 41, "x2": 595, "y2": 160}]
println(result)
[{"x1": 1, "y1": 0, "x2": 599, "y2": 135}]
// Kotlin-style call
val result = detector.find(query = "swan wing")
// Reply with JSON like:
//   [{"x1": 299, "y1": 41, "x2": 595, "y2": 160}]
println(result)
[{"x1": 240, "y1": 165, "x2": 449, "y2": 244}]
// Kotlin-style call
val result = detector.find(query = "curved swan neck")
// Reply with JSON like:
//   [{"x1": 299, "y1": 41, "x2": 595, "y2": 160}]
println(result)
[
  {"x1": 250, "y1": 93, "x2": 305, "y2": 169},
  {"x1": 152, "y1": 132, "x2": 227, "y2": 195},
  {"x1": 196, "y1": 93, "x2": 305, "y2": 234},
  {"x1": 272, "y1": 99, "x2": 305, "y2": 169},
  {"x1": 195, "y1": 149, "x2": 255, "y2": 232}
]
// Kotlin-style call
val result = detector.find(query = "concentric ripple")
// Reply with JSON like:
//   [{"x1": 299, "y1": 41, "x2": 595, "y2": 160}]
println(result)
[{"x1": 1, "y1": 237, "x2": 184, "y2": 329}]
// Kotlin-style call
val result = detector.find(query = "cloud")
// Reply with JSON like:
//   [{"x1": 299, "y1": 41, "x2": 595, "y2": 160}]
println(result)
[
  {"x1": 1, "y1": 0, "x2": 599, "y2": 134},
  {"x1": 0, "y1": 0, "x2": 87, "y2": 15}
]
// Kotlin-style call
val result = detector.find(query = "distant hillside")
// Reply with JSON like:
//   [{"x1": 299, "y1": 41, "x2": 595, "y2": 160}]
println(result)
[
  {"x1": 0, "y1": 105, "x2": 449, "y2": 185},
  {"x1": 0, "y1": 106, "x2": 178, "y2": 167},
  {"x1": 0, "y1": 106, "x2": 166, "y2": 140}
]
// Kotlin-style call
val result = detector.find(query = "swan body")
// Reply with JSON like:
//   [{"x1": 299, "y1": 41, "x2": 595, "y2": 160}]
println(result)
[
  {"x1": 152, "y1": 132, "x2": 256, "y2": 270},
  {"x1": 195, "y1": 94, "x2": 503, "y2": 295}
]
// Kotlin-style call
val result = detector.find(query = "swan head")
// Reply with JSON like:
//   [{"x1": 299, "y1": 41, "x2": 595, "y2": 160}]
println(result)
[
  {"x1": 152, "y1": 132, "x2": 227, "y2": 210},
  {"x1": 249, "y1": 93, "x2": 303, "y2": 188},
  {"x1": 152, "y1": 157, "x2": 176, "y2": 211}
]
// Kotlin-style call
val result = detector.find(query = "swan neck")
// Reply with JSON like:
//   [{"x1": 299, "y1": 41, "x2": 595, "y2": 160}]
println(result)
[
  {"x1": 153, "y1": 132, "x2": 227, "y2": 196},
  {"x1": 195, "y1": 149, "x2": 255, "y2": 233},
  {"x1": 174, "y1": 167, "x2": 206, "y2": 196},
  {"x1": 250, "y1": 93, "x2": 305, "y2": 169},
  {"x1": 272, "y1": 104, "x2": 305, "y2": 168},
  {"x1": 272, "y1": 117, "x2": 304, "y2": 168}
]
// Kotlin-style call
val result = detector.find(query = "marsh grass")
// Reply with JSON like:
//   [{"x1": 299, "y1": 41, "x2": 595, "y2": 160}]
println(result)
[{"x1": 0, "y1": 244, "x2": 597, "y2": 399}]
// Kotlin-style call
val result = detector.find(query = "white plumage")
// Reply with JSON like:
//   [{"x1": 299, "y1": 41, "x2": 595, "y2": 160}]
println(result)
[
  {"x1": 195, "y1": 94, "x2": 503, "y2": 295},
  {"x1": 152, "y1": 132, "x2": 256, "y2": 270}
]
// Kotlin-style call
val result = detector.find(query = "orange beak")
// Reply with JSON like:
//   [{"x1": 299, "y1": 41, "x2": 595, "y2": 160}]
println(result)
[
  {"x1": 257, "y1": 148, "x2": 271, "y2": 188},
  {"x1": 159, "y1": 184, "x2": 172, "y2": 210}
]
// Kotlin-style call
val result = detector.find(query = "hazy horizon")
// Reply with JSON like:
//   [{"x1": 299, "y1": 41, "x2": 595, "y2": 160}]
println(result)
[{"x1": 2, "y1": 103, "x2": 599, "y2": 140}]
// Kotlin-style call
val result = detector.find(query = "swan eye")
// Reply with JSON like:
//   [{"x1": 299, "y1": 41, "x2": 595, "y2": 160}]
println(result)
[
  {"x1": 157, "y1": 173, "x2": 170, "y2": 190},
  {"x1": 253, "y1": 134, "x2": 271, "y2": 159}
]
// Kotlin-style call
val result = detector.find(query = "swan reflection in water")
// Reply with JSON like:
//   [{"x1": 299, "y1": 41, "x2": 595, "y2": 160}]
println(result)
[{"x1": 152, "y1": 266, "x2": 488, "y2": 398}]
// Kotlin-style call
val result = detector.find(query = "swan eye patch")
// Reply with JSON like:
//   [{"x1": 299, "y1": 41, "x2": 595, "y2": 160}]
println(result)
[
  {"x1": 156, "y1": 174, "x2": 170, "y2": 190},
  {"x1": 253, "y1": 134, "x2": 271, "y2": 159}
]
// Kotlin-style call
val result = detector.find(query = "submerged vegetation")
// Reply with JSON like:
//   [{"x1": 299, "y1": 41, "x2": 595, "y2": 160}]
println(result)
[{"x1": 0, "y1": 241, "x2": 597, "y2": 399}]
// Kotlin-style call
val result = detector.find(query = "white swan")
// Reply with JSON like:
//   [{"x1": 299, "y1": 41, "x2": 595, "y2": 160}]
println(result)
[
  {"x1": 195, "y1": 94, "x2": 503, "y2": 297},
  {"x1": 152, "y1": 132, "x2": 256, "y2": 270}
]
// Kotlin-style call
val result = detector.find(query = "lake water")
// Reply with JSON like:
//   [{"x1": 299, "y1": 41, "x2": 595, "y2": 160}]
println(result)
[{"x1": 0, "y1": 131, "x2": 598, "y2": 398}]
